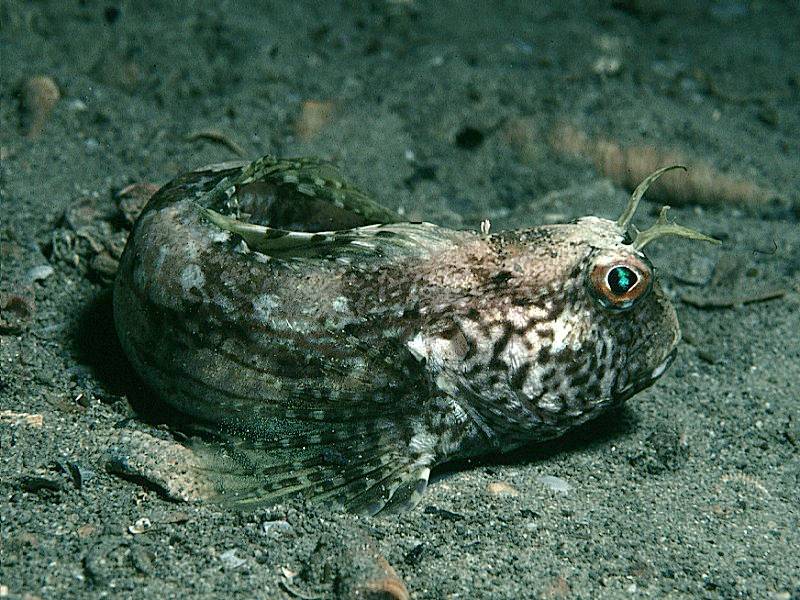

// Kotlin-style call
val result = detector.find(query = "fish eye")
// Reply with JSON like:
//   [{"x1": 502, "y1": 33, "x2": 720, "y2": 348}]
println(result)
[
  {"x1": 608, "y1": 265, "x2": 638, "y2": 295},
  {"x1": 588, "y1": 257, "x2": 652, "y2": 312}
]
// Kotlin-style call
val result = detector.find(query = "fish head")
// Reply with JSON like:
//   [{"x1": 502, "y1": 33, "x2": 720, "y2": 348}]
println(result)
[
  {"x1": 542, "y1": 215, "x2": 680, "y2": 405},
  {"x1": 488, "y1": 214, "x2": 680, "y2": 420},
  {"x1": 444, "y1": 168, "x2": 718, "y2": 443}
]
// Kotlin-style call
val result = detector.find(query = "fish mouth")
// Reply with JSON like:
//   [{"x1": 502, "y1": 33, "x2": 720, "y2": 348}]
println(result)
[
  {"x1": 649, "y1": 349, "x2": 676, "y2": 381},
  {"x1": 613, "y1": 348, "x2": 677, "y2": 402}
]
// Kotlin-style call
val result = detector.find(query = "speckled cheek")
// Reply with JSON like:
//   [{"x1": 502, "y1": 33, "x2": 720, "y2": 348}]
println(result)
[{"x1": 549, "y1": 307, "x2": 592, "y2": 352}]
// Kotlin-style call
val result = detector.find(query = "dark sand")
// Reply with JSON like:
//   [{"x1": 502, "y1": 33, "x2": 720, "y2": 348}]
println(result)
[{"x1": 1, "y1": 2, "x2": 799, "y2": 598}]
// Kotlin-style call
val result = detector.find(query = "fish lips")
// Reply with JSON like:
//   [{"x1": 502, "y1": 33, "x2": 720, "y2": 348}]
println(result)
[{"x1": 613, "y1": 347, "x2": 677, "y2": 403}]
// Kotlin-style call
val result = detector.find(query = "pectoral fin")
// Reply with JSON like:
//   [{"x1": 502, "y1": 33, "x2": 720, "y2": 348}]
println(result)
[{"x1": 107, "y1": 422, "x2": 433, "y2": 515}]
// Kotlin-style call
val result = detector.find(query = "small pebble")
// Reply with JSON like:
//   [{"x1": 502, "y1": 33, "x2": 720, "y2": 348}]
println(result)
[
  {"x1": 26, "y1": 265, "x2": 54, "y2": 283},
  {"x1": 220, "y1": 549, "x2": 247, "y2": 570},
  {"x1": 486, "y1": 481, "x2": 520, "y2": 497},
  {"x1": 67, "y1": 99, "x2": 87, "y2": 112},
  {"x1": 0, "y1": 292, "x2": 35, "y2": 334},
  {"x1": 537, "y1": 475, "x2": 572, "y2": 494},
  {"x1": 259, "y1": 519, "x2": 292, "y2": 536},
  {"x1": 20, "y1": 75, "x2": 60, "y2": 138},
  {"x1": 90, "y1": 252, "x2": 120, "y2": 280},
  {"x1": 593, "y1": 56, "x2": 622, "y2": 76},
  {"x1": 403, "y1": 542, "x2": 425, "y2": 565},
  {"x1": 233, "y1": 240, "x2": 250, "y2": 255},
  {"x1": 160, "y1": 511, "x2": 190, "y2": 524},
  {"x1": 128, "y1": 517, "x2": 152, "y2": 535},
  {"x1": 295, "y1": 100, "x2": 335, "y2": 140}
]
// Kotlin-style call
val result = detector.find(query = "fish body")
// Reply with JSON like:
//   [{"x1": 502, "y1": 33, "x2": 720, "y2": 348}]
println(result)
[{"x1": 113, "y1": 157, "x2": 707, "y2": 513}]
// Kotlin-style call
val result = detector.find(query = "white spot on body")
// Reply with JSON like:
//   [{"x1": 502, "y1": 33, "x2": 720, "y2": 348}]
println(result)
[
  {"x1": 407, "y1": 418, "x2": 438, "y2": 464},
  {"x1": 209, "y1": 229, "x2": 231, "y2": 243},
  {"x1": 538, "y1": 393, "x2": 562, "y2": 413},
  {"x1": 505, "y1": 305, "x2": 546, "y2": 329},
  {"x1": 522, "y1": 363, "x2": 547, "y2": 400},
  {"x1": 180, "y1": 264, "x2": 205, "y2": 294},
  {"x1": 406, "y1": 333, "x2": 428, "y2": 362},
  {"x1": 406, "y1": 333, "x2": 458, "y2": 369},
  {"x1": 598, "y1": 333, "x2": 617, "y2": 398},
  {"x1": 331, "y1": 296, "x2": 349, "y2": 313},
  {"x1": 537, "y1": 475, "x2": 572, "y2": 493},
  {"x1": 455, "y1": 317, "x2": 494, "y2": 361}
]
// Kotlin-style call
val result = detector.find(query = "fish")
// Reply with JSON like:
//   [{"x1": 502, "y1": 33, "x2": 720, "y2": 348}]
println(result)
[{"x1": 111, "y1": 156, "x2": 718, "y2": 514}]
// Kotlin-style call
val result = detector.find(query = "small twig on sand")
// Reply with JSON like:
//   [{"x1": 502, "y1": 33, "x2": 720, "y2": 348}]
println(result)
[
  {"x1": 279, "y1": 579, "x2": 323, "y2": 600},
  {"x1": 548, "y1": 122, "x2": 780, "y2": 209},
  {"x1": 681, "y1": 288, "x2": 786, "y2": 309},
  {"x1": 692, "y1": 68, "x2": 777, "y2": 106},
  {"x1": 0, "y1": 410, "x2": 44, "y2": 427}
]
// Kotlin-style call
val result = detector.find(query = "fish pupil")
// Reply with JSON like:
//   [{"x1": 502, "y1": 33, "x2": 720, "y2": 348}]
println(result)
[{"x1": 608, "y1": 266, "x2": 637, "y2": 295}]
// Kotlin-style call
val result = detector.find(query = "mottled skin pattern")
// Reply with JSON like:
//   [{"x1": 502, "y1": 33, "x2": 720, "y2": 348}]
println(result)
[{"x1": 113, "y1": 157, "x2": 681, "y2": 514}]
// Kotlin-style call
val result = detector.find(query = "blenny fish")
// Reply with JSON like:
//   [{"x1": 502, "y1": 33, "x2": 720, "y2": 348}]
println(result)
[{"x1": 112, "y1": 157, "x2": 717, "y2": 514}]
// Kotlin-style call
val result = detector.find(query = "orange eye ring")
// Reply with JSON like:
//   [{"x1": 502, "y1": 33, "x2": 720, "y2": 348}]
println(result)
[{"x1": 589, "y1": 257, "x2": 652, "y2": 311}]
